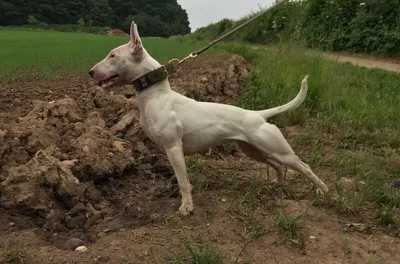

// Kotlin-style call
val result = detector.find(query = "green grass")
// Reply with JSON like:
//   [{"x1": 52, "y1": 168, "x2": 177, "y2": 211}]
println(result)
[
  {"x1": 339, "y1": 232, "x2": 351, "y2": 255},
  {"x1": 0, "y1": 240, "x2": 26, "y2": 264},
  {"x1": 276, "y1": 207, "x2": 306, "y2": 241},
  {"x1": 0, "y1": 29, "x2": 202, "y2": 82},
  {"x1": 216, "y1": 43, "x2": 400, "y2": 131}
]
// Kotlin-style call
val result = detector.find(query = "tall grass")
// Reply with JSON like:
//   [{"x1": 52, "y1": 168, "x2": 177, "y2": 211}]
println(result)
[
  {"x1": 0, "y1": 30, "x2": 202, "y2": 82},
  {"x1": 215, "y1": 43, "x2": 400, "y2": 132}
]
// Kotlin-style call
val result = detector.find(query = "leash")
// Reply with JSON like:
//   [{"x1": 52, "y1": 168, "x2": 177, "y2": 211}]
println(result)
[
  {"x1": 132, "y1": 0, "x2": 288, "y2": 92},
  {"x1": 171, "y1": 0, "x2": 289, "y2": 65}
]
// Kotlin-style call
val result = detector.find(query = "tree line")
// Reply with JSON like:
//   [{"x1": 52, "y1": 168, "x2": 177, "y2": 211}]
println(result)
[
  {"x1": 186, "y1": 0, "x2": 400, "y2": 57},
  {"x1": 0, "y1": 0, "x2": 191, "y2": 37}
]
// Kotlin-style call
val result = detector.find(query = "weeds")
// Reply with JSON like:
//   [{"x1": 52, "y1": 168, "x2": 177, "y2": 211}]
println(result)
[
  {"x1": 276, "y1": 207, "x2": 305, "y2": 241},
  {"x1": 171, "y1": 243, "x2": 225, "y2": 264},
  {"x1": 167, "y1": 219, "x2": 226, "y2": 264},
  {"x1": 339, "y1": 232, "x2": 351, "y2": 254},
  {"x1": 375, "y1": 206, "x2": 397, "y2": 227},
  {"x1": 0, "y1": 241, "x2": 26, "y2": 264}
]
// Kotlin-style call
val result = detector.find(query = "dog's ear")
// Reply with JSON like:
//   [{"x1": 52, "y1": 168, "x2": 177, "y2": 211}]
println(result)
[{"x1": 129, "y1": 21, "x2": 143, "y2": 56}]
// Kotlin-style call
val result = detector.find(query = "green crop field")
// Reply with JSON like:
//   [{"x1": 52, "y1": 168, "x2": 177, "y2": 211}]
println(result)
[{"x1": 0, "y1": 29, "x2": 202, "y2": 82}]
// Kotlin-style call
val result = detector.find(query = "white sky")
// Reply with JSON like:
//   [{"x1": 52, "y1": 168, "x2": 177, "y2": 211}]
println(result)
[{"x1": 177, "y1": 0, "x2": 275, "y2": 31}]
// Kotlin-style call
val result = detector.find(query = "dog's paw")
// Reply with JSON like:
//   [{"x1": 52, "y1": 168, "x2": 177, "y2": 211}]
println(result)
[{"x1": 178, "y1": 203, "x2": 194, "y2": 216}]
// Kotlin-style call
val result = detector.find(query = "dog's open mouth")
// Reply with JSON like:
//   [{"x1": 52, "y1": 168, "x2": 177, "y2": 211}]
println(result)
[{"x1": 98, "y1": 74, "x2": 120, "y2": 89}]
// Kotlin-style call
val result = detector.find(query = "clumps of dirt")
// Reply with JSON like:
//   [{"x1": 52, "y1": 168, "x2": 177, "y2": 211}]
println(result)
[
  {"x1": 0, "y1": 97, "x2": 136, "y2": 182},
  {"x1": 0, "y1": 53, "x2": 251, "y2": 243},
  {"x1": 1, "y1": 150, "x2": 85, "y2": 218},
  {"x1": 107, "y1": 29, "x2": 128, "y2": 36},
  {"x1": 171, "y1": 53, "x2": 251, "y2": 103}
]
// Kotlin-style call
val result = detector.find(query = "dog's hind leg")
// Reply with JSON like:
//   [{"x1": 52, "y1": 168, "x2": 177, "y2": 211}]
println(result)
[
  {"x1": 164, "y1": 144, "x2": 194, "y2": 216},
  {"x1": 237, "y1": 141, "x2": 285, "y2": 183},
  {"x1": 245, "y1": 123, "x2": 328, "y2": 194}
]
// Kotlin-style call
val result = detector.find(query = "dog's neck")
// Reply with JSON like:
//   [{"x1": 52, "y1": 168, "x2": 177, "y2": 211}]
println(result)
[{"x1": 133, "y1": 52, "x2": 173, "y2": 107}]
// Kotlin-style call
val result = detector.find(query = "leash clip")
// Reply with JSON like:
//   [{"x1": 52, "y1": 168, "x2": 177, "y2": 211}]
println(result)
[{"x1": 168, "y1": 52, "x2": 198, "y2": 65}]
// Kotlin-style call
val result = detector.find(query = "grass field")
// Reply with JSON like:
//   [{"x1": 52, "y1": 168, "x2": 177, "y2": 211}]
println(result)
[
  {"x1": 0, "y1": 29, "x2": 202, "y2": 82},
  {"x1": 0, "y1": 29, "x2": 399, "y2": 263}
]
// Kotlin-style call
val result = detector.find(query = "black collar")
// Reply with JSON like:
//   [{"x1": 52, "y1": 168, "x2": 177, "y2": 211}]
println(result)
[{"x1": 131, "y1": 63, "x2": 177, "y2": 92}]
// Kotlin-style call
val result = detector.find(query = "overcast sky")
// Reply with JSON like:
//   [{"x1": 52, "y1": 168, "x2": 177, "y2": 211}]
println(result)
[{"x1": 177, "y1": 0, "x2": 275, "y2": 31}]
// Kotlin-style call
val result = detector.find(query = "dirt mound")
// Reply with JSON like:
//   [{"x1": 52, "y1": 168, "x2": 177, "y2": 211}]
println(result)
[
  {"x1": 107, "y1": 29, "x2": 128, "y2": 36},
  {"x1": 1, "y1": 150, "x2": 85, "y2": 217},
  {"x1": 0, "y1": 53, "x2": 250, "y2": 239},
  {"x1": 171, "y1": 54, "x2": 250, "y2": 103},
  {"x1": 0, "y1": 97, "x2": 135, "y2": 181}
]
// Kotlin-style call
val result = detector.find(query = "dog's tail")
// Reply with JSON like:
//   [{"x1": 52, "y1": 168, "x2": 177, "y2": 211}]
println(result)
[{"x1": 256, "y1": 75, "x2": 309, "y2": 119}]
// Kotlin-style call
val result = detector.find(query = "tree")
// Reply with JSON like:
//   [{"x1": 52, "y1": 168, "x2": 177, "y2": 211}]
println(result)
[{"x1": 0, "y1": 0, "x2": 191, "y2": 37}]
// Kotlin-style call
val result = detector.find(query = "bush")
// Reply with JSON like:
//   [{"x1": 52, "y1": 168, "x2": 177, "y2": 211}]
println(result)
[{"x1": 185, "y1": 0, "x2": 400, "y2": 57}]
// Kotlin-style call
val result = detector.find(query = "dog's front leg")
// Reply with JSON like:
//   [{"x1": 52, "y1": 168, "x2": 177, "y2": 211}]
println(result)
[{"x1": 165, "y1": 144, "x2": 194, "y2": 216}]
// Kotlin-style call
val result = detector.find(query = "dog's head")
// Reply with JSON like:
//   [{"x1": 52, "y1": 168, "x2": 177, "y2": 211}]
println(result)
[{"x1": 89, "y1": 22, "x2": 150, "y2": 89}]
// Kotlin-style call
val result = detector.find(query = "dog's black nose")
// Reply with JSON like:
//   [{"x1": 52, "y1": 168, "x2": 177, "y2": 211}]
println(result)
[{"x1": 88, "y1": 70, "x2": 94, "y2": 77}]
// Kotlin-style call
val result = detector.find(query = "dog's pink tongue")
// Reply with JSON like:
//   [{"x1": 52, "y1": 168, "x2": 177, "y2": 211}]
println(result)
[{"x1": 100, "y1": 76, "x2": 119, "y2": 88}]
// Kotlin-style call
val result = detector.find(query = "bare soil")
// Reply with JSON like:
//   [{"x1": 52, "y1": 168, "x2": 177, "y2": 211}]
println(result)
[
  {"x1": 0, "y1": 52, "x2": 399, "y2": 264},
  {"x1": 321, "y1": 52, "x2": 400, "y2": 73},
  {"x1": 107, "y1": 29, "x2": 128, "y2": 37}
]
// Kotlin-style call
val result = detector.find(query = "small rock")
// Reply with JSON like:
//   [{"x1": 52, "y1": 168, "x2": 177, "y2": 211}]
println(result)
[
  {"x1": 75, "y1": 246, "x2": 88, "y2": 252},
  {"x1": 113, "y1": 141, "x2": 125, "y2": 153},
  {"x1": 221, "y1": 198, "x2": 227, "y2": 203},
  {"x1": 9, "y1": 222, "x2": 15, "y2": 226},
  {"x1": 309, "y1": 236, "x2": 316, "y2": 239},
  {"x1": 65, "y1": 238, "x2": 85, "y2": 250},
  {"x1": 201, "y1": 76, "x2": 208, "y2": 83},
  {"x1": 98, "y1": 232, "x2": 106, "y2": 238},
  {"x1": 338, "y1": 177, "x2": 355, "y2": 192},
  {"x1": 62, "y1": 159, "x2": 79, "y2": 167},
  {"x1": 394, "y1": 179, "x2": 400, "y2": 188},
  {"x1": 82, "y1": 145, "x2": 90, "y2": 153},
  {"x1": 13, "y1": 98, "x2": 22, "y2": 105}
]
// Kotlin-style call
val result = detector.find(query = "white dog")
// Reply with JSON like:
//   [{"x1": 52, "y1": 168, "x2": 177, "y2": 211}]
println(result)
[{"x1": 89, "y1": 22, "x2": 328, "y2": 216}]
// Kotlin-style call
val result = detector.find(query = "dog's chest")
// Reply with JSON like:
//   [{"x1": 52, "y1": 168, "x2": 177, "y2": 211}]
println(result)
[
  {"x1": 139, "y1": 115, "x2": 157, "y2": 142},
  {"x1": 139, "y1": 113, "x2": 173, "y2": 147}
]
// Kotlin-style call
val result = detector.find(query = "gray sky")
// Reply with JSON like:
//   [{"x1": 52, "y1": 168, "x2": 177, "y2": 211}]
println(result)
[{"x1": 177, "y1": 0, "x2": 275, "y2": 31}]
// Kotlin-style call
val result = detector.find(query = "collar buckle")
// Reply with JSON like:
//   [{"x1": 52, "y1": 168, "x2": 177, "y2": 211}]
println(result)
[{"x1": 162, "y1": 65, "x2": 169, "y2": 77}]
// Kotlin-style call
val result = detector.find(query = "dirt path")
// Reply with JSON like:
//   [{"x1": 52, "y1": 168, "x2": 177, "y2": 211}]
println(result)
[
  {"x1": 320, "y1": 52, "x2": 400, "y2": 73},
  {"x1": 252, "y1": 45, "x2": 400, "y2": 73}
]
